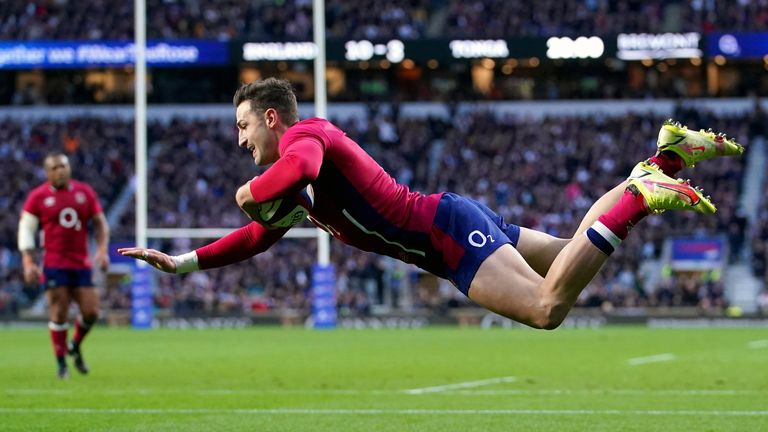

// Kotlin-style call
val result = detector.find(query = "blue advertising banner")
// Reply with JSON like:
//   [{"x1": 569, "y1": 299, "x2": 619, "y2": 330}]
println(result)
[
  {"x1": 131, "y1": 263, "x2": 153, "y2": 329},
  {"x1": 311, "y1": 264, "x2": 337, "y2": 329},
  {"x1": 707, "y1": 32, "x2": 768, "y2": 58},
  {"x1": 0, "y1": 40, "x2": 228, "y2": 69},
  {"x1": 669, "y1": 237, "x2": 725, "y2": 271}
]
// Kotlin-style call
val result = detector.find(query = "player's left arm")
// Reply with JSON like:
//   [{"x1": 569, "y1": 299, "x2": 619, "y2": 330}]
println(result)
[
  {"x1": 85, "y1": 185, "x2": 110, "y2": 272},
  {"x1": 92, "y1": 212, "x2": 110, "y2": 272},
  {"x1": 118, "y1": 222, "x2": 287, "y2": 273},
  {"x1": 236, "y1": 137, "x2": 324, "y2": 221}
]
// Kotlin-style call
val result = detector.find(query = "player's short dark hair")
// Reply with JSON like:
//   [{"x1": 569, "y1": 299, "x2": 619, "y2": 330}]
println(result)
[
  {"x1": 233, "y1": 78, "x2": 299, "y2": 124},
  {"x1": 43, "y1": 152, "x2": 68, "y2": 165}
]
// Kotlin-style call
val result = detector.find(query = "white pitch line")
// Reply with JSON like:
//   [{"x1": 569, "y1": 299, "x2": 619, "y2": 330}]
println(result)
[
  {"x1": 446, "y1": 389, "x2": 765, "y2": 396},
  {"x1": 747, "y1": 340, "x2": 768, "y2": 349},
  {"x1": 403, "y1": 376, "x2": 517, "y2": 394},
  {"x1": 627, "y1": 353, "x2": 676, "y2": 366},
  {"x1": 4, "y1": 388, "x2": 766, "y2": 397},
  {"x1": 0, "y1": 407, "x2": 767, "y2": 417}
]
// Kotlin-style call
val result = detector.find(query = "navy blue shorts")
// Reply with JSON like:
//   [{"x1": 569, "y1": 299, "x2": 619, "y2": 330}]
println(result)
[
  {"x1": 43, "y1": 268, "x2": 93, "y2": 290},
  {"x1": 433, "y1": 193, "x2": 520, "y2": 296}
]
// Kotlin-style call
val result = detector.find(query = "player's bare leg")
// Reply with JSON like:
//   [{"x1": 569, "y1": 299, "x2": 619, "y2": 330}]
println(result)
[
  {"x1": 514, "y1": 120, "x2": 743, "y2": 277},
  {"x1": 469, "y1": 163, "x2": 715, "y2": 329},
  {"x1": 515, "y1": 182, "x2": 627, "y2": 277},
  {"x1": 69, "y1": 287, "x2": 100, "y2": 375},
  {"x1": 46, "y1": 287, "x2": 72, "y2": 379},
  {"x1": 469, "y1": 239, "x2": 610, "y2": 329}
]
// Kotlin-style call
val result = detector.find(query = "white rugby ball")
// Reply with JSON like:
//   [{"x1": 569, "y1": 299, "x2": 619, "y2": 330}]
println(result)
[{"x1": 256, "y1": 184, "x2": 314, "y2": 229}]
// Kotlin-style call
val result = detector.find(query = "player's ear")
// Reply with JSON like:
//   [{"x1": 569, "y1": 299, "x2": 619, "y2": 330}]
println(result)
[{"x1": 264, "y1": 108, "x2": 279, "y2": 129}]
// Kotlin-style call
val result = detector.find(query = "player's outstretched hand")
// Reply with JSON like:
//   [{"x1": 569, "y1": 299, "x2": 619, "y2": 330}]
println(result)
[{"x1": 117, "y1": 247, "x2": 177, "y2": 273}]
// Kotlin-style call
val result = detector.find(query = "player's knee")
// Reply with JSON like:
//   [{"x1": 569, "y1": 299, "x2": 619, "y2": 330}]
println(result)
[
  {"x1": 531, "y1": 300, "x2": 569, "y2": 330},
  {"x1": 81, "y1": 312, "x2": 99, "y2": 325},
  {"x1": 51, "y1": 310, "x2": 68, "y2": 323}
]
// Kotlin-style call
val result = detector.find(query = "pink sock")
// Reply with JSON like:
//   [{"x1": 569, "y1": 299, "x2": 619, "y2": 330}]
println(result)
[
  {"x1": 648, "y1": 151, "x2": 684, "y2": 177},
  {"x1": 48, "y1": 323, "x2": 68, "y2": 358},
  {"x1": 597, "y1": 189, "x2": 649, "y2": 240}
]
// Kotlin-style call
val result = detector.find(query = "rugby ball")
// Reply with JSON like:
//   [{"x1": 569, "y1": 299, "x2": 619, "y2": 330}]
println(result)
[{"x1": 255, "y1": 184, "x2": 314, "y2": 229}]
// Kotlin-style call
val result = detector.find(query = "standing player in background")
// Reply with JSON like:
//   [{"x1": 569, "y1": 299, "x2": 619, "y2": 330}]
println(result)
[
  {"x1": 18, "y1": 153, "x2": 110, "y2": 379},
  {"x1": 120, "y1": 78, "x2": 743, "y2": 331}
]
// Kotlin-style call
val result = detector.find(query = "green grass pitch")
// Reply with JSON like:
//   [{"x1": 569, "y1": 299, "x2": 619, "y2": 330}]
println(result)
[{"x1": 1, "y1": 326, "x2": 767, "y2": 431}]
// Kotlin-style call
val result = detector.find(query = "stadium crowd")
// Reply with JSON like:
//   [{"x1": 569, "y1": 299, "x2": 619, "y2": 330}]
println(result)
[
  {"x1": 0, "y1": 106, "x2": 763, "y2": 319},
  {"x1": 1, "y1": 0, "x2": 766, "y2": 41},
  {"x1": 0, "y1": 116, "x2": 135, "y2": 316}
]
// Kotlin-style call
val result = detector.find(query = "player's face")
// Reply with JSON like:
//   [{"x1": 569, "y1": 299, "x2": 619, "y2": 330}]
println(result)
[
  {"x1": 236, "y1": 102, "x2": 279, "y2": 165},
  {"x1": 44, "y1": 155, "x2": 71, "y2": 189}
]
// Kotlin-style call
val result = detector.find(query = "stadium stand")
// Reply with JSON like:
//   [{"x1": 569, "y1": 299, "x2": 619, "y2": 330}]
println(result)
[
  {"x1": 0, "y1": 0, "x2": 766, "y2": 41},
  {"x1": 0, "y1": 117, "x2": 134, "y2": 315},
  {"x1": 0, "y1": 0, "x2": 766, "y2": 323},
  {"x1": 4, "y1": 103, "x2": 759, "y2": 319}
]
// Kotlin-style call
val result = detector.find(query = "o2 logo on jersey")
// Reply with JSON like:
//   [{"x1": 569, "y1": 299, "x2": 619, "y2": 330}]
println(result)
[
  {"x1": 59, "y1": 207, "x2": 82, "y2": 231},
  {"x1": 468, "y1": 230, "x2": 495, "y2": 248}
]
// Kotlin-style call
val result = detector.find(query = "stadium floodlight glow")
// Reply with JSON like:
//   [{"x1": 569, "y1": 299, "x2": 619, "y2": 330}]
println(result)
[
  {"x1": 242, "y1": 42, "x2": 318, "y2": 61},
  {"x1": 449, "y1": 40, "x2": 509, "y2": 59},
  {"x1": 546, "y1": 36, "x2": 604, "y2": 59},
  {"x1": 617, "y1": 32, "x2": 702, "y2": 60}
]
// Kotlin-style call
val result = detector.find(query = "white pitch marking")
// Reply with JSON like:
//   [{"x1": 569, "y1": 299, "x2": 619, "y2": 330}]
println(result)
[
  {"x1": 627, "y1": 353, "x2": 676, "y2": 366},
  {"x1": 403, "y1": 376, "x2": 517, "y2": 394},
  {"x1": 4, "y1": 387, "x2": 766, "y2": 397},
  {"x1": 196, "y1": 389, "x2": 388, "y2": 396},
  {"x1": 447, "y1": 389, "x2": 765, "y2": 396},
  {"x1": 0, "y1": 407, "x2": 767, "y2": 417},
  {"x1": 747, "y1": 340, "x2": 768, "y2": 349}
]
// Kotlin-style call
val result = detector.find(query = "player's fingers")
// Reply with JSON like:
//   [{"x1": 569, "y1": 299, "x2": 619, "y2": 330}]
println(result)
[{"x1": 118, "y1": 248, "x2": 148, "y2": 258}]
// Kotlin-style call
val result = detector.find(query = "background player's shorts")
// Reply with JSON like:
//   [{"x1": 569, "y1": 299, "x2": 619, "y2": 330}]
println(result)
[
  {"x1": 432, "y1": 193, "x2": 521, "y2": 296},
  {"x1": 43, "y1": 268, "x2": 93, "y2": 290}
]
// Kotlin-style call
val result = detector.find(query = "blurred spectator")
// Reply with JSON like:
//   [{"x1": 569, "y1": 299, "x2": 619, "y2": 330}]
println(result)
[
  {"x1": 0, "y1": 107, "x2": 758, "y2": 318},
  {"x1": 0, "y1": 116, "x2": 135, "y2": 315},
  {"x1": 1, "y1": 1, "x2": 766, "y2": 41}
]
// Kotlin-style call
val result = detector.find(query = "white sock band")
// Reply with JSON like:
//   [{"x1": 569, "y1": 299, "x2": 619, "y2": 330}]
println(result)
[
  {"x1": 48, "y1": 322, "x2": 69, "y2": 331},
  {"x1": 590, "y1": 220, "x2": 623, "y2": 250}
]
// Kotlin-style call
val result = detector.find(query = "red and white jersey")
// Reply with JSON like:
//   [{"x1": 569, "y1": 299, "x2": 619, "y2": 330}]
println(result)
[
  {"x1": 22, "y1": 180, "x2": 103, "y2": 269},
  {"x1": 197, "y1": 118, "x2": 446, "y2": 276}
]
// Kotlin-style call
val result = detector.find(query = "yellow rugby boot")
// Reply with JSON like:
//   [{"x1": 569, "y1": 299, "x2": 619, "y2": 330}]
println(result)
[
  {"x1": 626, "y1": 161, "x2": 716, "y2": 215},
  {"x1": 657, "y1": 119, "x2": 744, "y2": 168}
]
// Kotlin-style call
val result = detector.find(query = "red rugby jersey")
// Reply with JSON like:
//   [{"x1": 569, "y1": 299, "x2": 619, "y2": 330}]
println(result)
[
  {"x1": 197, "y1": 118, "x2": 447, "y2": 276},
  {"x1": 22, "y1": 180, "x2": 103, "y2": 269}
]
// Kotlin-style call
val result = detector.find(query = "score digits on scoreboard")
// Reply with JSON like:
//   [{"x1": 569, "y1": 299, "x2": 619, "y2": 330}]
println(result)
[{"x1": 344, "y1": 40, "x2": 405, "y2": 63}]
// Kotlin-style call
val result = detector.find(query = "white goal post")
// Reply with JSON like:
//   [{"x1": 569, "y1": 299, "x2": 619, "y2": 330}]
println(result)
[{"x1": 135, "y1": 0, "x2": 331, "y2": 264}]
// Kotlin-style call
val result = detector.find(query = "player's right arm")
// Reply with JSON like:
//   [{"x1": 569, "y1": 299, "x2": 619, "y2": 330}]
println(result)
[
  {"x1": 18, "y1": 211, "x2": 41, "y2": 285},
  {"x1": 19, "y1": 190, "x2": 42, "y2": 285},
  {"x1": 237, "y1": 134, "x2": 324, "y2": 220},
  {"x1": 118, "y1": 222, "x2": 287, "y2": 273}
]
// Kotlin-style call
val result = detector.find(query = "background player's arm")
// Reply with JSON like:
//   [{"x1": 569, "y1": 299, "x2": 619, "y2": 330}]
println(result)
[
  {"x1": 17, "y1": 211, "x2": 40, "y2": 285},
  {"x1": 92, "y1": 212, "x2": 110, "y2": 272},
  {"x1": 118, "y1": 222, "x2": 287, "y2": 273}
]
